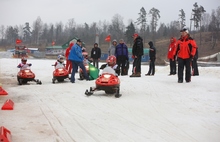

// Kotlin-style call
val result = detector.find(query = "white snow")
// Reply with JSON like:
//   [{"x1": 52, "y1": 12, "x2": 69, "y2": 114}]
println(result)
[{"x1": 0, "y1": 52, "x2": 220, "y2": 142}]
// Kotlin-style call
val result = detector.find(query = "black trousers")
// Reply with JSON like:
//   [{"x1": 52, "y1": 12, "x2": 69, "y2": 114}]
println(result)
[
  {"x1": 178, "y1": 58, "x2": 191, "y2": 82},
  {"x1": 147, "y1": 58, "x2": 155, "y2": 75},
  {"x1": 92, "y1": 59, "x2": 99, "y2": 69},
  {"x1": 192, "y1": 59, "x2": 199, "y2": 76},
  {"x1": 132, "y1": 56, "x2": 142, "y2": 74},
  {"x1": 169, "y1": 59, "x2": 176, "y2": 74},
  {"x1": 116, "y1": 56, "x2": 127, "y2": 75}
]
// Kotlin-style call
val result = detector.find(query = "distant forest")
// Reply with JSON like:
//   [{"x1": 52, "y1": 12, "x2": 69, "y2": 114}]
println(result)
[{"x1": 0, "y1": 3, "x2": 219, "y2": 49}]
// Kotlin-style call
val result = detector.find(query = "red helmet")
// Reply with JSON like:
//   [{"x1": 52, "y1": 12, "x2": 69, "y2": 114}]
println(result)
[
  {"x1": 82, "y1": 52, "x2": 88, "y2": 59},
  {"x1": 106, "y1": 55, "x2": 116, "y2": 67}
]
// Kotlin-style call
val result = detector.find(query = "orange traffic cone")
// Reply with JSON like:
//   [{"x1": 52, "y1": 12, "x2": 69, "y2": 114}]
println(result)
[
  {"x1": 0, "y1": 87, "x2": 8, "y2": 95},
  {"x1": 0, "y1": 126, "x2": 11, "y2": 142},
  {"x1": 1, "y1": 99, "x2": 14, "y2": 110}
]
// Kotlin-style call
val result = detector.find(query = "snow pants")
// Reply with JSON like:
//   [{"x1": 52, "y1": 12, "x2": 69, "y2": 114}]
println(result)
[{"x1": 178, "y1": 58, "x2": 191, "y2": 82}]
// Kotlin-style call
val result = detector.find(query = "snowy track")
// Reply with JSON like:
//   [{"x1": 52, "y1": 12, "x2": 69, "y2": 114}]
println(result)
[{"x1": 0, "y1": 56, "x2": 220, "y2": 142}]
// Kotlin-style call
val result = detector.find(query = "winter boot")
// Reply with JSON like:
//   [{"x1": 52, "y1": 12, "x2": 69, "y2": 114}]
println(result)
[
  {"x1": 135, "y1": 72, "x2": 141, "y2": 77},
  {"x1": 129, "y1": 73, "x2": 136, "y2": 77},
  {"x1": 130, "y1": 72, "x2": 141, "y2": 77}
]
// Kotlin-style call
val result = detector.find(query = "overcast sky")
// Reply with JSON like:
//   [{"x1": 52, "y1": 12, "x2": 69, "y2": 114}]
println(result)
[{"x1": 0, "y1": 0, "x2": 219, "y2": 28}]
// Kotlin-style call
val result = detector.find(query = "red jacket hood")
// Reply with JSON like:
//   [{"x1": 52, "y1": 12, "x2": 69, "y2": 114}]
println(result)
[{"x1": 170, "y1": 37, "x2": 176, "y2": 44}]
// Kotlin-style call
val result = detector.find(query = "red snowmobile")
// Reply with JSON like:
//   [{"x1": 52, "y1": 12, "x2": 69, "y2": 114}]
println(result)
[
  {"x1": 17, "y1": 64, "x2": 42, "y2": 85},
  {"x1": 52, "y1": 64, "x2": 69, "y2": 83},
  {"x1": 85, "y1": 67, "x2": 121, "y2": 98}
]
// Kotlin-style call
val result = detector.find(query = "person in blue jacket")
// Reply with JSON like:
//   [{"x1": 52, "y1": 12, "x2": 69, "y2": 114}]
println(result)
[
  {"x1": 115, "y1": 39, "x2": 129, "y2": 76},
  {"x1": 68, "y1": 39, "x2": 89, "y2": 83}
]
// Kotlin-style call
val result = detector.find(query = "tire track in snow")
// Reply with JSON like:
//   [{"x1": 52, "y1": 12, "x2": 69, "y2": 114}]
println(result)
[
  {"x1": 38, "y1": 97, "x2": 77, "y2": 142},
  {"x1": 55, "y1": 100, "x2": 101, "y2": 142},
  {"x1": 41, "y1": 95, "x2": 101, "y2": 142},
  {"x1": 147, "y1": 78, "x2": 198, "y2": 142}
]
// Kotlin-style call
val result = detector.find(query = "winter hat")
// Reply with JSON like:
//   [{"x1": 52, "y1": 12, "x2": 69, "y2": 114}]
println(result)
[
  {"x1": 180, "y1": 28, "x2": 189, "y2": 34},
  {"x1": 148, "y1": 41, "x2": 153, "y2": 47},
  {"x1": 94, "y1": 43, "x2": 98, "y2": 46},
  {"x1": 112, "y1": 39, "x2": 117, "y2": 44},
  {"x1": 77, "y1": 39, "x2": 82, "y2": 42},
  {"x1": 132, "y1": 33, "x2": 139, "y2": 37}
]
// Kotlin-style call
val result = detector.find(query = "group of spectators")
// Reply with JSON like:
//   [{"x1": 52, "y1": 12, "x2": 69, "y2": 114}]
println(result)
[
  {"x1": 167, "y1": 28, "x2": 199, "y2": 83},
  {"x1": 64, "y1": 27, "x2": 199, "y2": 84},
  {"x1": 108, "y1": 39, "x2": 129, "y2": 76}
]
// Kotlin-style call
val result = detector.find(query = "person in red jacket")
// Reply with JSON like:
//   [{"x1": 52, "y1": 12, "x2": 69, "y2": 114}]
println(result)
[
  {"x1": 65, "y1": 42, "x2": 74, "y2": 74},
  {"x1": 173, "y1": 28, "x2": 197, "y2": 83},
  {"x1": 167, "y1": 37, "x2": 177, "y2": 75}
]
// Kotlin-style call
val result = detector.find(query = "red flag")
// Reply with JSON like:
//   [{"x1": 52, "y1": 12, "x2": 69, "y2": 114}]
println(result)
[
  {"x1": 16, "y1": 39, "x2": 22, "y2": 44},
  {"x1": 52, "y1": 41, "x2": 55, "y2": 46},
  {"x1": 105, "y1": 35, "x2": 111, "y2": 42}
]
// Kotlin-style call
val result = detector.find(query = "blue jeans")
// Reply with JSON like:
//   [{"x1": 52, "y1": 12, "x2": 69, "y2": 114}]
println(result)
[{"x1": 71, "y1": 61, "x2": 89, "y2": 82}]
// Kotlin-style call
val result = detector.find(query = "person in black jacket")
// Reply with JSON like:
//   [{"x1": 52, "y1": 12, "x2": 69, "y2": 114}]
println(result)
[
  {"x1": 192, "y1": 48, "x2": 199, "y2": 76},
  {"x1": 91, "y1": 43, "x2": 101, "y2": 68},
  {"x1": 130, "y1": 33, "x2": 144, "y2": 77},
  {"x1": 146, "y1": 41, "x2": 156, "y2": 76}
]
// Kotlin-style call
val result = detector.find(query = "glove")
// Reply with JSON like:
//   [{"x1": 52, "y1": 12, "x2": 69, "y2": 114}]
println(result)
[{"x1": 190, "y1": 55, "x2": 194, "y2": 61}]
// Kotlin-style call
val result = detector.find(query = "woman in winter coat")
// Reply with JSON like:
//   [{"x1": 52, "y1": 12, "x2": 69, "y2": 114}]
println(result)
[
  {"x1": 108, "y1": 39, "x2": 117, "y2": 56},
  {"x1": 65, "y1": 42, "x2": 74, "y2": 74},
  {"x1": 167, "y1": 37, "x2": 177, "y2": 75}
]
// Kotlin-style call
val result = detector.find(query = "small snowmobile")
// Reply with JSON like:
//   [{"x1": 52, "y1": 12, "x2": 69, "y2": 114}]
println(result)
[
  {"x1": 52, "y1": 64, "x2": 69, "y2": 83},
  {"x1": 17, "y1": 64, "x2": 42, "y2": 85},
  {"x1": 85, "y1": 67, "x2": 121, "y2": 98}
]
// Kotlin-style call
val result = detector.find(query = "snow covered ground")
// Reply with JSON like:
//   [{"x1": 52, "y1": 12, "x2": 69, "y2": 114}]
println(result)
[{"x1": 0, "y1": 51, "x2": 220, "y2": 142}]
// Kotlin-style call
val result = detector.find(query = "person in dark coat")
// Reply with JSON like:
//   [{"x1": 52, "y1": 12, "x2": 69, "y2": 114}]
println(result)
[
  {"x1": 91, "y1": 43, "x2": 101, "y2": 68},
  {"x1": 173, "y1": 28, "x2": 197, "y2": 83},
  {"x1": 115, "y1": 39, "x2": 129, "y2": 76},
  {"x1": 130, "y1": 33, "x2": 144, "y2": 77},
  {"x1": 192, "y1": 48, "x2": 199, "y2": 76},
  {"x1": 146, "y1": 41, "x2": 156, "y2": 76}
]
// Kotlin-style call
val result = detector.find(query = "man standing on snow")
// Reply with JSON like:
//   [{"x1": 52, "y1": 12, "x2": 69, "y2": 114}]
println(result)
[
  {"x1": 68, "y1": 39, "x2": 90, "y2": 83},
  {"x1": 167, "y1": 37, "x2": 177, "y2": 75},
  {"x1": 192, "y1": 48, "x2": 199, "y2": 76},
  {"x1": 173, "y1": 28, "x2": 197, "y2": 83},
  {"x1": 130, "y1": 33, "x2": 144, "y2": 77},
  {"x1": 91, "y1": 43, "x2": 101, "y2": 69},
  {"x1": 145, "y1": 41, "x2": 156, "y2": 76}
]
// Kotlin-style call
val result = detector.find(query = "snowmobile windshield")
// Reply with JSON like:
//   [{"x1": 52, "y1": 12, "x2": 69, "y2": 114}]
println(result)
[
  {"x1": 102, "y1": 66, "x2": 116, "y2": 75},
  {"x1": 20, "y1": 64, "x2": 31, "y2": 70},
  {"x1": 55, "y1": 63, "x2": 65, "y2": 69}
]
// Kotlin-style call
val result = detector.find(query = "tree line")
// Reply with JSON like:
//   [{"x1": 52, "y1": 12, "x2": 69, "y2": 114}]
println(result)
[{"x1": 0, "y1": 3, "x2": 219, "y2": 49}]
